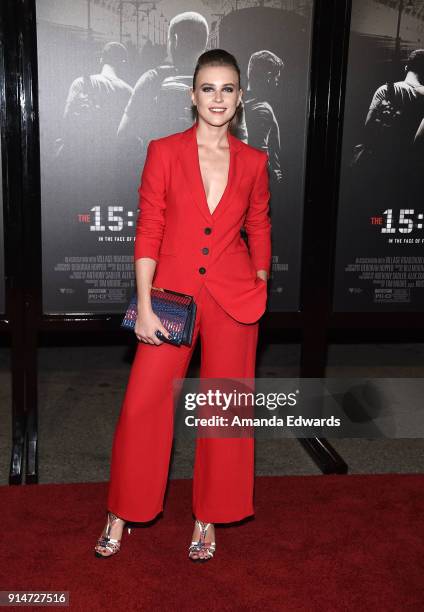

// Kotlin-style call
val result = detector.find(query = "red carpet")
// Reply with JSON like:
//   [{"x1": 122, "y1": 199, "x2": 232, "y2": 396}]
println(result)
[{"x1": 1, "y1": 474, "x2": 424, "y2": 611}]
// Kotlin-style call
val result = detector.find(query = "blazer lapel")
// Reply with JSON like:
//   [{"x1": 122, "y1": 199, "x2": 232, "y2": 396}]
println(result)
[{"x1": 178, "y1": 122, "x2": 243, "y2": 223}]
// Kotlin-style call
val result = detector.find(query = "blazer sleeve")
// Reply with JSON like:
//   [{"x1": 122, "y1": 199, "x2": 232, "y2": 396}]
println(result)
[
  {"x1": 134, "y1": 139, "x2": 167, "y2": 263},
  {"x1": 245, "y1": 152, "x2": 272, "y2": 276}
]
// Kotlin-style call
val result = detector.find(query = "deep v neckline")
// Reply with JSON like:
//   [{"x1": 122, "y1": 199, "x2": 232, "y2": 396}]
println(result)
[{"x1": 195, "y1": 128, "x2": 232, "y2": 217}]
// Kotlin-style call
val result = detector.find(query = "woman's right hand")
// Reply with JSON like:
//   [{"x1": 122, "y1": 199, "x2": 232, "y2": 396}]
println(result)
[{"x1": 134, "y1": 307, "x2": 172, "y2": 345}]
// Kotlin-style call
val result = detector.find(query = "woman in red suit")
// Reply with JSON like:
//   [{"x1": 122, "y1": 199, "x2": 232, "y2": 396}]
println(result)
[{"x1": 94, "y1": 48, "x2": 271, "y2": 561}]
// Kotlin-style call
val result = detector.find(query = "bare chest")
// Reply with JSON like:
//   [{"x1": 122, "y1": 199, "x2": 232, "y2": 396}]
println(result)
[{"x1": 197, "y1": 146, "x2": 230, "y2": 215}]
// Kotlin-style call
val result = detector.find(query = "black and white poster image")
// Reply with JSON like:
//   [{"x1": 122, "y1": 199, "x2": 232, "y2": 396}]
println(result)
[
  {"x1": 36, "y1": 0, "x2": 313, "y2": 314},
  {"x1": 0, "y1": 142, "x2": 4, "y2": 314},
  {"x1": 334, "y1": 0, "x2": 424, "y2": 311}
]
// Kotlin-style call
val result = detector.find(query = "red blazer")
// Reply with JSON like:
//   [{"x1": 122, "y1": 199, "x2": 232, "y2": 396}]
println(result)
[{"x1": 134, "y1": 122, "x2": 272, "y2": 324}]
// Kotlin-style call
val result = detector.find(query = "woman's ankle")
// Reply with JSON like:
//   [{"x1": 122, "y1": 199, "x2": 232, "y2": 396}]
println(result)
[{"x1": 192, "y1": 520, "x2": 215, "y2": 539}]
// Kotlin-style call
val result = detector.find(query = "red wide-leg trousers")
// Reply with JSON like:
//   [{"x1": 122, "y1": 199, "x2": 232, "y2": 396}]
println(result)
[{"x1": 107, "y1": 283, "x2": 259, "y2": 523}]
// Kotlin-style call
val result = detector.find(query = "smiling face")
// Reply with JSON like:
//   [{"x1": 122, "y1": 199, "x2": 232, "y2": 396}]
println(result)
[{"x1": 191, "y1": 64, "x2": 243, "y2": 128}]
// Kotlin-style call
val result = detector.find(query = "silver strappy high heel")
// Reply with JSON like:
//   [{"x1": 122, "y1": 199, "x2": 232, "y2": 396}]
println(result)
[
  {"x1": 94, "y1": 511, "x2": 132, "y2": 558},
  {"x1": 188, "y1": 519, "x2": 216, "y2": 562}
]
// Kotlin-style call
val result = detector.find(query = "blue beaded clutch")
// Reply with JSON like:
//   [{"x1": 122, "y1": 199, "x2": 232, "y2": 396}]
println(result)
[{"x1": 121, "y1": 286, "x2": 197, "y2": 347}]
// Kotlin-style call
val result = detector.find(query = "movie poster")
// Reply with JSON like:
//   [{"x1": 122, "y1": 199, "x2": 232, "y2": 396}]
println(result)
[
  {"x1": 0, "y1": 141, "x2": 4, "y2": 314},
  {"x1": 334, "y1": 0, "x2": 424, "y2": 311},
  {"x1": 36, "y1": 0, "x2": 313, "y2": 314}
]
